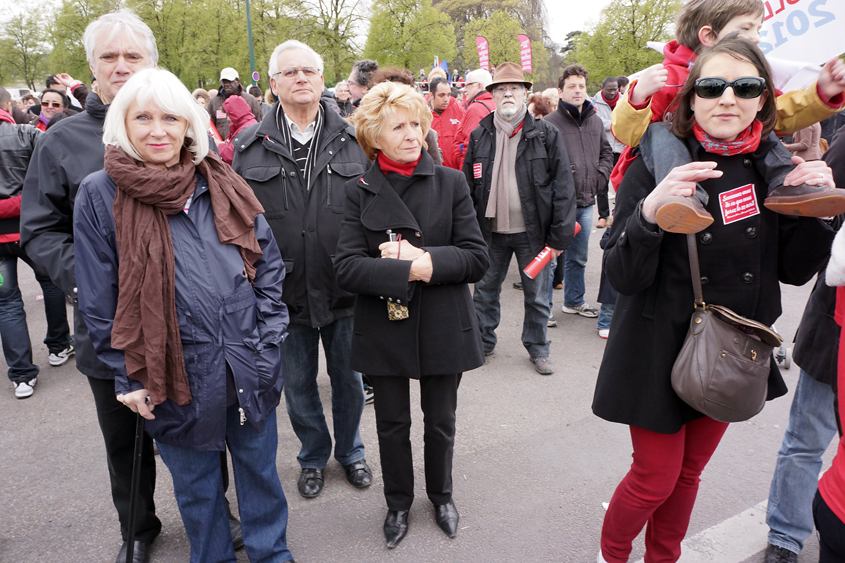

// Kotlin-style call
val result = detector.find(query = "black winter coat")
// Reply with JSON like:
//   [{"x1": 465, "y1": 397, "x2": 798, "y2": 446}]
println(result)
[
  {"x1": 592, "y1": 139, "x2": 836, "y2": 434},
  {"x1": 232, "y1": 102, "x2": 370, "y2": 328},
  {"x1": 543, "y1": 100, "x2": 614, "y2": 208},
  {"x1": 795, "y1": 123, "x2": 845, "y2": 385},
  {"x1": 335, "y1": 151, "x2": 489, "y2": 378},
  {"x1": 20, "y1": 92, "x2": 113, "y2": 379},
  {"x1": 463, "y1": 112, "x2": 578, "y2": 256}
]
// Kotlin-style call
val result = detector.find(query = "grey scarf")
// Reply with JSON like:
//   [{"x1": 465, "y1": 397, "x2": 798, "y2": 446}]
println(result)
[{"x1": 486, "y1": 104, "x2": 527, "y2": 231}]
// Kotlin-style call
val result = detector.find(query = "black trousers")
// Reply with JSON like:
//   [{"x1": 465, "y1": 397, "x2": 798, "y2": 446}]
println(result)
[
  {"x1": 814, "y1": 489, "x2": 845, "y2": 562},
  {"x1": 597, "y1": 152, "x2": 622, "y2": 219},
  {"x1": 88, "y1": 376, "x2": 162, "y2": 543},
  {"x1": 370, "y1": 374, "x2": 461, "y2": 511}
]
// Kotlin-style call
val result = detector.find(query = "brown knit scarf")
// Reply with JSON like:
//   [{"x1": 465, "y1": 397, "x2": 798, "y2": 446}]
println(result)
[{"x1": 105, "y1": 145, "x2": 265, "y2": 406}]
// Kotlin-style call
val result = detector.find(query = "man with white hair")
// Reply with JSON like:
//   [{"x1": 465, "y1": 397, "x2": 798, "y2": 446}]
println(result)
[
  {"x1": 20, "y1": 11, "x2": 238, "y2": 562},
  {"x1": 452, "y1": 68, "x2": 495, "y2": 170},
  {"x1": 232, "y1": 40, "x2": 373, "y2": 500}
]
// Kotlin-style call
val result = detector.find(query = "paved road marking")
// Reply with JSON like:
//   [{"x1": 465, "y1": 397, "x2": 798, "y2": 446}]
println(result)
[{"x1": 634, "y1": 500, "x2": 768, "y2": 563}]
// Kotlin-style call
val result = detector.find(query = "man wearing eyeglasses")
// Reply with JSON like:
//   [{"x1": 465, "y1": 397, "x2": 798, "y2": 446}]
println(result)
[
  {"x1": 232, "y1": 40, "x2": 373, "y2": 500},
  {"x1": 207, "y1": 67, "x2": 263, "y2": 140},
  {"x1": 463, "y1": 62, "x2": 577, "y2": 376}
]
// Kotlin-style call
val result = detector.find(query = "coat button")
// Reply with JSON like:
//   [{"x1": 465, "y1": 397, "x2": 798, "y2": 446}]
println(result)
[
  {"x1": 743, "y1": 157, "x2": 752, "y2": 168},
  {"x1": 700, "y1": 276, "x2": 709, "y2": 285},
  {"x1": 397, "y1": 299, "x2": 401, "y2": 304},
  {"x1": 415, "y1": 231, "x2": 421, "y2": 237},
  {"x1": 341, "y1": 137, "x2": 346, "y2": 141},
  {"x1": 742, "y1": 272, "x2": 754, "y2": 283},
  {"x1": 239, "y1": 389, "x2": 243, "y2": 393},
  {"x1": 745, "y1": 227, "x2": 757, "y2": 238},
  {"x1": 388, "y1": 297, "x2": 393, "y2": 302},
  {"x1": 700, "y1": 232, "x2": 712, "y2": 244},
  {"x1": 289, "y1": 171, "x2": 296, "y2": 178},
  {"x1": 380, "y1": 296, "x2": 384, "y2": 300},
  {"x1": 301, "y1": 231, "x2": 305, "y2": 236},
  {"x1": 329, "y1": 150, "x2": 333, "y2": 155}
]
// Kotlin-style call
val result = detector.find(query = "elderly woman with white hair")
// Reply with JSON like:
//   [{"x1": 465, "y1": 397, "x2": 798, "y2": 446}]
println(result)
[{"x1": 73, "y1": 67, "x2": 295, "y2": 563}]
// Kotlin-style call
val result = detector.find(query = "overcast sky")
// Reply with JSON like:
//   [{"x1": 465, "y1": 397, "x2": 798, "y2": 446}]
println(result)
[{"x1": 545, "y1": 0, "x2": 617, "y2": 45}]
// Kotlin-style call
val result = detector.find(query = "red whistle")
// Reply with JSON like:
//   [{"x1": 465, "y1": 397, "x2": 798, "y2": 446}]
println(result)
[{"x1": 522, "y1": 222, "x2": 581, "y2": 280}]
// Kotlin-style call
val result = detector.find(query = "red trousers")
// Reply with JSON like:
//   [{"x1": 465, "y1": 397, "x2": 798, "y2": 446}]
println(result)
[{"x1": 601, "y1": 416, "x2": 730, "y2": 563}]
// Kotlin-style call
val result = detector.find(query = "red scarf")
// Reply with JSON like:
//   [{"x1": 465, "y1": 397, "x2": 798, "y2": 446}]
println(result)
[
  {"x1": 378, "y1": 152, "x2": 421, "y2": 176},
  {"x1": 0, "y1": 108, "x2": 14, "y2": 125},
  {"x1": 601, "y1": 91, "x2": 619, "y2": 109},
  {"x1": 693, "y1": 120, "x2": 763, "y2": 156}
]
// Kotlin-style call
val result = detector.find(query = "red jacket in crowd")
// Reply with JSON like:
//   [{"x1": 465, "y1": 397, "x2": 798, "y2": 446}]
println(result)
[
  {"x1": 217, "y1": 95, "x2": 258, "y2": 165},
  {"x1": 430, "y1": 96, "x2": 465, "y2": 170},
  {"x1": 452, "y1": 91, "x2": 495, "y2": 171}
]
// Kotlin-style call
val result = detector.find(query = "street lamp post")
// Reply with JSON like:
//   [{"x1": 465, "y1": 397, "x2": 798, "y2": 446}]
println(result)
[{"x1": 245, "y1": 0, "x2": 257, "y2": 86}]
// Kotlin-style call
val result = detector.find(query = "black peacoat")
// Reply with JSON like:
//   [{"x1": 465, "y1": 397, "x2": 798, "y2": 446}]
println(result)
[
  {"x1": 334, "y1": 151, "x2": 489, "y2": 378},
  {"x1": 592, "y1": 138, "x2": 837, "y2": 434}
]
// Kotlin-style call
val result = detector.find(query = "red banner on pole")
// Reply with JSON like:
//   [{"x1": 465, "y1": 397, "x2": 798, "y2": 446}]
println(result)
[
  {"x1": 476, "y1": 36, "x2": 490, "y2": 72},
  {"x1": 518, "y1": 34, "x2": 532, "y2": 73}
]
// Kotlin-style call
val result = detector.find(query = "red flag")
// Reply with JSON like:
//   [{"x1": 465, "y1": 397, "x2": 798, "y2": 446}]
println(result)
[
  {"x1": 518, "y1": 34, "x2": 532, "y2": 73},
  {"x1": 476, "y1": 36, "x2": 490, "y2": 72}
]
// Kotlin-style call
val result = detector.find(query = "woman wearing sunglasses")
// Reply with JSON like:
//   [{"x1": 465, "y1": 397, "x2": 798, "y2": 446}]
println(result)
[
  {"x1": 35, "y1": 89, "x2": 68, "y2": 132},
  {"x1": 591, "y1": 36, "x2": 838, "y2": 563}
]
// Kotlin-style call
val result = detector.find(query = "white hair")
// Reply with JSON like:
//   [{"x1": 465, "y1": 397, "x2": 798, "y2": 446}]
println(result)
[
  {"x1": 268, "y1": 40, "x2": 324, "y2": 78},
  {"x1": 83, "y1": 10, "x2": 159, "y2": 67},
  {"x1": 103, "y1": 68, "x2": 209, "y2": 165}
]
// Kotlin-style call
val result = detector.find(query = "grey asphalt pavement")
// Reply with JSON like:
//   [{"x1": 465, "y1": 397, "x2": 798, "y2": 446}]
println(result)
[{"x1": 0, "y1": 208, "x2": 836, "y2": 563}]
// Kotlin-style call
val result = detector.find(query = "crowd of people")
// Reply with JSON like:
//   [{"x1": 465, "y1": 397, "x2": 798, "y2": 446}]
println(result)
[{"x1": 3, "y1": 0, "x2": 845, "y2": 562}]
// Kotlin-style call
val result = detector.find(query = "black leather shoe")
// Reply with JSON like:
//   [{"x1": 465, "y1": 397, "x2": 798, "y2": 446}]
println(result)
[
  {"x1": 115, "y1": 540, "x2": 151, "y2": 563},
  {"x1": 434, "y1": 499, "x2": 459, "y2": 538},
  {"x1": 764, "y1": 544, "x2": 798, "y2": 563},
  {"x1": 343, "y1": 459, "x2": 373, "y2": 488},
  {"x1": 225, "y1": 497, "x2": 244, "y2": 550},
  {"x1": 383, "y1": 509, "x2": 409, "y2": 548},
  {"x1": 297, "y1": 468, "x2": 324, "y2": 498}
]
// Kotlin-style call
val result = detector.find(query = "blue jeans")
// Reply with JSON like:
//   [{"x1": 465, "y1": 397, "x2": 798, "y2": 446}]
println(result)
[
  {"x1": 472, "y1": 232, "x2": 551, "y2": 358},
  {"x1": 157, "y1": 407, "x2": 292, "y2": 563},
  {"x1": 597, "y1": 303, "x2": 615, "y2": 331},
  {"x1": 547, "y1": 258, "x2": 558, "y2": 311},
  {"x1": 0, "y1": 242, "x2": 71, "y2": 383},
  {"x1": 280, "y1": 316, "x2": 365, "y2": 468},
  {"x1": 767, "y1": 369, "x2": 837, "y2": 554},
  {"x1": 563, "y1": 206, "x2": 593, "y2": 309},
  {"x1": 640, "y1": 122, "x2": 794, "y2": 192}
]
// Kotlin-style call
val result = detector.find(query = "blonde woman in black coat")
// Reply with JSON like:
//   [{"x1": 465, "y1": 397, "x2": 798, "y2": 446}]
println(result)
[{"x1": 334, "y1": 81, "x2": 488, "y2": 549}]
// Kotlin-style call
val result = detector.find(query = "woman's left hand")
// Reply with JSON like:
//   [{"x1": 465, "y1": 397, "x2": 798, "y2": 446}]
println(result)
[
  {"x1": 783, "y1": 156, "x2": 836, "y2": 189},
  {"x1": 378, "y1": 239, "x2": 425, "y2": 261}
]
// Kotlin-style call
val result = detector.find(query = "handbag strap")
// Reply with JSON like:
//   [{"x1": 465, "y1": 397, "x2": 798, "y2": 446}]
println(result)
[{"x1": 686, "y1": 234, "x2": 705, "y2": 308}]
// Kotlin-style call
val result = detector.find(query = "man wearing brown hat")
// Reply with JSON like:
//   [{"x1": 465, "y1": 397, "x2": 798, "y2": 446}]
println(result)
[{"x1": 463, "y1": 62, "x2": 577, "y2": 375}]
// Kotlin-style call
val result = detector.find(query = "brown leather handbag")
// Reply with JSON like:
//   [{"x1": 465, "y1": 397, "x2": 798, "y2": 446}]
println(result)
[{"x1": 670, "y1": 235, "x2": 783, "y2": 423}]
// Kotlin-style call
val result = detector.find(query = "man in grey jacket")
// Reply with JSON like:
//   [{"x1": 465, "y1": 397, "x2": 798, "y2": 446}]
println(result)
[
  {"x1": 232, "y1": 40, "x2": 373, "y2": 500},
  {"x1": 544, "y1": 65, "x2": 613, "y2": 320},
  {"x1": 592, "y1": 76, "x2": 625, "y2": 228}
]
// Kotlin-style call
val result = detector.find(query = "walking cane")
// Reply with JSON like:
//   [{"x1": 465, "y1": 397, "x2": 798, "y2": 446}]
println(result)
[{"x1": 126, "y1": 404, "x2": 147, "y2": 563}]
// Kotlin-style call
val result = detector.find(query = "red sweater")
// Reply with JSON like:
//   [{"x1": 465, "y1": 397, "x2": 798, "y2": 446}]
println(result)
[
  {"x1": 452, "y1": 91, "x2": 496, "y2": 172},
  {"x1": 820, "y1": 287, "x2": 845, "y2": 522},
  {"x1": 430, "y1": 97, "x2": 465, "y2": 170}
]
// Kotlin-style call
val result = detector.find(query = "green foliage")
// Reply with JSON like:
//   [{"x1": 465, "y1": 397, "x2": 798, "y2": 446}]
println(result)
[
  {"x1": 48, "y1": 0, "x2": 121, "y2": 82},
  {"x1": 0, "y1": 13, "x2": 51, "y2": 90},
  {"x1": 363, "y1": 0, "x2": 455, "y2": 73},
  {"x1": 568, "y1": 0, "x2": 682, "y2": 91}
]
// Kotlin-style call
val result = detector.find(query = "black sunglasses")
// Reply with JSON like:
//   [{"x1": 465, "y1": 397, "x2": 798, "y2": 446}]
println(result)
[{"x1": 694, "y1": 77, "x2": 766, "y2": 99}]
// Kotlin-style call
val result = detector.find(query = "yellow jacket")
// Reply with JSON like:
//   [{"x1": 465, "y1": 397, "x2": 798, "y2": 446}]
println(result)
[{"x1": 611, "y1": 80, "x2": 844, "y2": 148}]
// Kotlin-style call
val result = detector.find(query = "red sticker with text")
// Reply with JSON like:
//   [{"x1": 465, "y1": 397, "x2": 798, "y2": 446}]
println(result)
[
  {"x1": 473, "y1": 163, "x2": 482, "y2": 178},
  {"x1": 718, "y1": 184, "x2": 760, "y2": 225}
]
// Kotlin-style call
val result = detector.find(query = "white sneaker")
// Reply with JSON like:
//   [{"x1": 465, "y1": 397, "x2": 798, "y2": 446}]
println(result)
[
  {"x1": 598, "y1": 329, "x2": 609, "y2": 339},
  {"x1": 14, "y1": 378, "x2": 37, "y2": 399},
  {"x1": 562, "y1": 302, "x2": 599, "y2": 318},
  {"x1": 49, "y1": 344, "x2": 75, "y2": 367}
]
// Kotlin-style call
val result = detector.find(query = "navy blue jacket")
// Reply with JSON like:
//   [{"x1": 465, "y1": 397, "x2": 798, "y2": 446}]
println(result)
[{"x1": 74, "y1": 169, "x2": 288, "y2": 451}]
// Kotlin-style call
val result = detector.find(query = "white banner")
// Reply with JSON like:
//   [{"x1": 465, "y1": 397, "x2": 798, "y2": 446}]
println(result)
[{"x1": 759, "y1": 0, "x2": 845, "y2": 90}]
